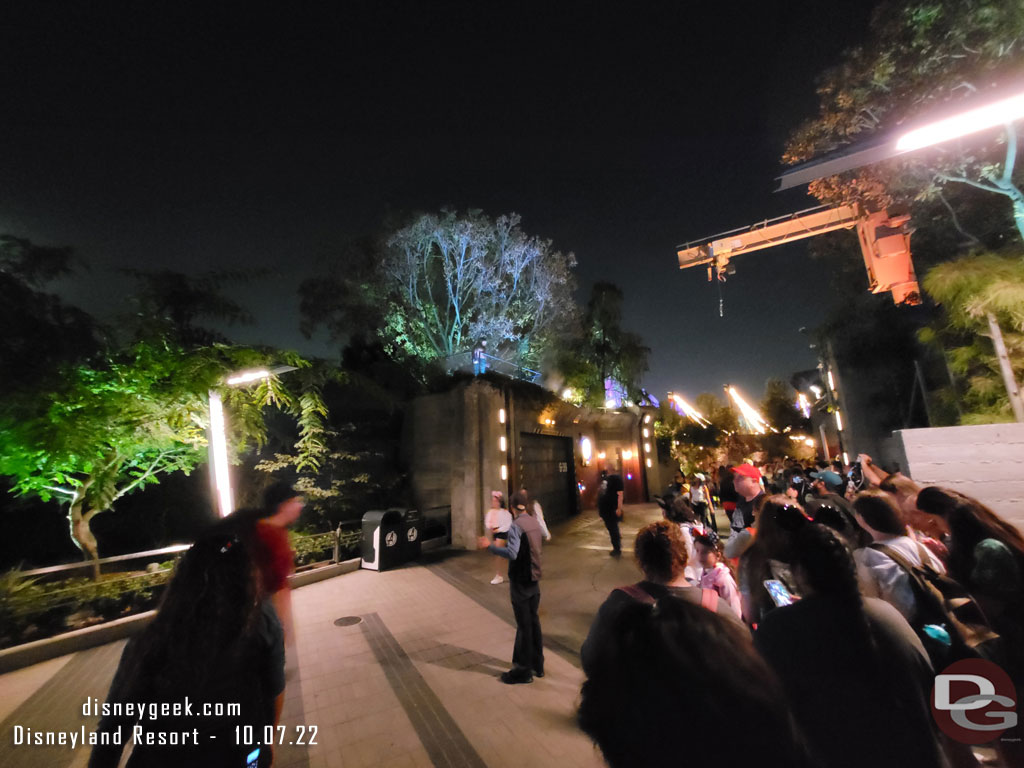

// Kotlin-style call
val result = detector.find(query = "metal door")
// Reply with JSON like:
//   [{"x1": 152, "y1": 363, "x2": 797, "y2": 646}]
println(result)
[{"x1": 517, "y1": 433, "x2": 577, "y2": 524}]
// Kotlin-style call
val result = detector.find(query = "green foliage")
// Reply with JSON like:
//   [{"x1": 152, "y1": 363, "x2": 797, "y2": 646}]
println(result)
[
  {"x1": 921, "y1": 249, "x2": 1024, "y2": 421},
  {"x1": 300, "y1": 210, "x2": 577, "y2": 371},
  {"x1": 555, "y1": 282, "x2": 651, "y2": 405},
  {"x1": 785, "y1": 0, "x2": 1024, "y2": 220},
  {"x1": 0, "y1": 567, "x2": 172, "y2": 648}
]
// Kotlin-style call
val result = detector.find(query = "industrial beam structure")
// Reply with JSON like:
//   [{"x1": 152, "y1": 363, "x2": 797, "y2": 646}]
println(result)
[{"x1": 677, "y1": 204, "x2": 920, "y2": 306}]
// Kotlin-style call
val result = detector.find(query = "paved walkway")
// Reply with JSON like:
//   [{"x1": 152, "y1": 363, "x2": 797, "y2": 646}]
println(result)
[{"x1": 0, "y1": 504, "x2": 665, "y2": 768}]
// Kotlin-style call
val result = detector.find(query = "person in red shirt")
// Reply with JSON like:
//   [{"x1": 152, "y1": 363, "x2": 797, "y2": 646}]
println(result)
[{"x1": 255, "y1": 482, "x2": 304, "y2": 647}]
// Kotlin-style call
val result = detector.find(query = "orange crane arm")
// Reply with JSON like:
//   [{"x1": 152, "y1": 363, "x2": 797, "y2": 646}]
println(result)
[
  {"x1": 677, "y1": 204, "x2": 859, "y2": 269},
  {"x1": 676, "y1": 204, "x2": 920, "y2": 306}
]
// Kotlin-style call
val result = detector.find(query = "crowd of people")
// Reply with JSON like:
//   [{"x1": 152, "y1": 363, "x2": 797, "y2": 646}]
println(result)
[
  {"x1": 579, "y1": 458, "x2": 1024, "y2": 768},
  {"x1": 85, "y1": 454, "x2": 1024, "y2": 767}
]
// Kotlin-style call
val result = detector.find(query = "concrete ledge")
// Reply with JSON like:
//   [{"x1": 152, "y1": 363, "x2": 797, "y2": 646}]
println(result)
[
  {"x1": 289, "y1": 557, "x2": 360, "y2": 588},
  {"x1": 0, "y1": 557, "x2": 366, "y2": 675},
  {"x1": 0, "y1": 609, "x2": 156, "y2": 675}
]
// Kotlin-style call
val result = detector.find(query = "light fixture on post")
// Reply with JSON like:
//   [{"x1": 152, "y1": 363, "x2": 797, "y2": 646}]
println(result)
[{"x1": 208, "y1": 364, "x2": 297, "y2": 518}]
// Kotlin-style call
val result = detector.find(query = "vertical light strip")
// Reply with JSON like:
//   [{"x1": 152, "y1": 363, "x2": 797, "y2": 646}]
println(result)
[
  {"x1": 499, "y1": 435, "x2": 507, "y2": 451},
  {"x1": 208, "y1": 390, "x2": 233, "y2": 517}
]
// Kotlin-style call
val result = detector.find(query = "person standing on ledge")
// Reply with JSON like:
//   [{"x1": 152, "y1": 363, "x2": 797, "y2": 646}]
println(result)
[
  {"x1": 478, "y1": 490, "x2": 545, "y2": 684},
  {"x1": 598, "y1": 468, "x2": 625, "y2": 556},
  {"x1": 472, "y1": 339, "x2": 488, "y2": 375}
]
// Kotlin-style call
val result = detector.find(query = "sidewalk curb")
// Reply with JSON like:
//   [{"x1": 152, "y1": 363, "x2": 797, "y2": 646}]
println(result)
[{"x1": 0, "y1": 557, "x2": 366, "y2": 675}]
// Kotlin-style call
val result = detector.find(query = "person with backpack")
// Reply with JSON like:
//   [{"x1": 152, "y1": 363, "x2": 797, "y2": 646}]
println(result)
[
  {"x1": 755, "y1": 523, "x2": 945, "y2": 768},
  {"x1": 581, "y1": 520, "x2": 742, "y2": 672},
  {"x1": 851, "y1": 491, "x2": 947, "y2": 623}
]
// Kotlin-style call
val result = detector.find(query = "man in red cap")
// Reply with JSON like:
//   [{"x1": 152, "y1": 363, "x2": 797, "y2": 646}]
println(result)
[{"x1": 729, "y1": 463, "x2": 764, "y2": 535}]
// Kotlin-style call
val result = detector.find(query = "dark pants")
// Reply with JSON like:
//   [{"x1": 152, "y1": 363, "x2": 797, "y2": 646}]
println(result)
[
  {"x1": 693, "y1": 501, "x2": 714, "y2": 531},
  {"x1": 510, "y1": 586, "x2": 543, "y2": 677},
  {"x1": 601, "y1": 514, "x2": 621, "y2": 553}
]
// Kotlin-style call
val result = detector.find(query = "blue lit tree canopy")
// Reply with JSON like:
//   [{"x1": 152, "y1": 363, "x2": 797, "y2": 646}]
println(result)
[{"x1": 301, "y1": 209, "x2": 577, "y2": 369}]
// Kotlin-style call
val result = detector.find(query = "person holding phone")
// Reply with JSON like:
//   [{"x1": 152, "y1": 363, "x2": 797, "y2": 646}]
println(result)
[{"x1": 755, "y1": 523, "x2": 944, "y2": 768}]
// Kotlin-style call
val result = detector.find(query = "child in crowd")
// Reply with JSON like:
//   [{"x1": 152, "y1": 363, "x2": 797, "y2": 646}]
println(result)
[{"x1": 694, "y1": 533, "x2": 742, "y2": 615}]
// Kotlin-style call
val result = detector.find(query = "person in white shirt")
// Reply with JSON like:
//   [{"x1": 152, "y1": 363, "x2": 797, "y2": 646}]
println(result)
[
  {"x1": 484, "y1": 491, "x2": 513, "y2": 584},
  {"x1": 851, "y1": 490, "x2": 946, "y2": 622}
]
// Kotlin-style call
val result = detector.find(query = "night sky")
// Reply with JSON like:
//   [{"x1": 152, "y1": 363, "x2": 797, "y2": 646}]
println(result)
[{"x1": 0, "y1": 2, "x2": 877, "y2": 401}]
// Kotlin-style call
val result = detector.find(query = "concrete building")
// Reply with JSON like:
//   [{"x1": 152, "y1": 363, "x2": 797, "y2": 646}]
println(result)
[{"x1": 402, "y1": 376, "x2": 661, "y2": 549}]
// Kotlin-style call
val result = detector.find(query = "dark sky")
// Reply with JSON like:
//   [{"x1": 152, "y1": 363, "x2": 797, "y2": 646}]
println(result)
[{"x1": 0, "y1": 2, "x2": 877, "y2": 402}]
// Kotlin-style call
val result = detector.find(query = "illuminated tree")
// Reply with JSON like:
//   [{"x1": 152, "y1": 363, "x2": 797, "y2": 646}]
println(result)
[
  {"x1": 0, "y1": 343, "x2": 330, "y2": 572},
  {"x1": 301, "y1": 210, "x2": 577, "y2": 370},
  {"x1": 921, "y1": 249, "x2": 1024, "y2": 422}
]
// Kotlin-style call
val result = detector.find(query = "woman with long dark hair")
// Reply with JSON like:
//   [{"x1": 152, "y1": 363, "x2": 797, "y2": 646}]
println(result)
[
  {"x1": 580, "y1": 588, "x2": 806, "y2": 767},
  {"x1": 738, "y1": 495, "x2": 809, "y2": 626},
  {"x1": 755, "y1": 523, "x2": 945, "y2": 768},
  {"x1": 89, "y1": 524, "x2": 285, "y2": 768},
  {"x1": 916, "y1": 487, "x2": 1024, "y2": 681}
]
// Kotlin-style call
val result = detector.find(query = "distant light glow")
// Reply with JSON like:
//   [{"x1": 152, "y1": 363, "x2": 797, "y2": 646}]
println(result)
[
  {"x1": 644, "y1": 414, "x2": 651, "y2": 424},
  {"x1": 810, "y1": 385, "x2": 823, "y2": 398},
  {"x1": 835, "y1": 410, "x2": 844, "y2": 431},
  {"x1": 806, "y1": 438, "x2": 815, "y2": 447},
  {"x1": 843, "y1": 451, "x2": 850, "y2": 465},
  {"x1": 578, "y1": 482, "x2": 586, "y2": 492},
  {"x1": 226, "y1": 369, "x2": 271, "y2": 386},
  {"x1": 562, "y1": 388, "x2": 574, "y2": 400},
  {"x1": 727, "y1": 386, "x2": 770, "y2": 435},
  {"x1": 827, "y1": 370, "x2": 836, "y2": 392},
  {"x1": 580, "y1": 437, "x2": 593, "y2": 464},
  {"x1": 669, "y1": 393, "x2": 711, "y2": 427},
  {"x1": 896, "y1": 91, "x2": 1024, "y2": 152},
  {"x1": 499, "y1": 408, "x2": 506, "y2": 424},
  {"x1": 500, "y1": 464, "x2": 508, "y2": 480},
  {"x1": 642, "y1": 427, "x2": 650, "y2": 438},
  {"x1": 622, "y1": 450, "x2": 633, "y2": 461},
  {"x1": 644, "y1": 443, "x2": 651, "y2": 453},
  {"x1": 626, "y1": 472, "x2": 633, "y2": 480},
  {"x1": 796, "y1": 392, "x2": 811, "y2": 419},
  {"x1": 499, "y1": 436, "x2": 507, "y2": 452},
  {"x1": 605, "y1": 399, "x2": 616, "y2": 408},
  {"x1": 598, "y1": 451, "x2": 606, "y2": 459},
  {"x1": 646, "y1": 458, "x2": 652, "y2": 468},
  {"x1": 209, "y1": 390, "x2": 233, "y2": 517}
]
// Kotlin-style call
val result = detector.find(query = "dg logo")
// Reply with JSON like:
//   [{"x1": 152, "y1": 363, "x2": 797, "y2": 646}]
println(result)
[{"x1": 932, "y1": 658, "x2": 1018, "y2": 744}]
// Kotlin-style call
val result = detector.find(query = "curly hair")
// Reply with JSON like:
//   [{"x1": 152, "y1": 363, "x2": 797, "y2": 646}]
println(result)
[{"x1": 634, "y1": 520, "x2": 688, "y2": 584}]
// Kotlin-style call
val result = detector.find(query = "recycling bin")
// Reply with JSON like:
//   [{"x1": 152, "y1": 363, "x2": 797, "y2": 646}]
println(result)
[
  {"x1": 401, "y1": 508, "x2": 423, "y2": 560},
  {"x1": 361, "y1": 509, "x2": 405, "y2": 571}
]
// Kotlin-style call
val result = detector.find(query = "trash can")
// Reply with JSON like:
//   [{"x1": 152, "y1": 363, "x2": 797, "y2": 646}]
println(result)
[
  {"x1": 361, "y1": 509, "x2": 405, "y2": 571},
  {"x1": 401, "y1": 509, "x2": 422, "y2": 560}
]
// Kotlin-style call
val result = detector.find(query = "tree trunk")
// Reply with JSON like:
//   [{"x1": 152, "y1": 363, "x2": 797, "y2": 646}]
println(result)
[
  {"x1": 69, "y1": 498, "x2": 101, "y2": 580},
  {"x1": 986, "y1": 312, "x2": 1024, "y2": 423}
]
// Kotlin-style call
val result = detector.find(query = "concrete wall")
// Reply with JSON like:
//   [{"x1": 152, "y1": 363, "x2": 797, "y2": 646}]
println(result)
[{"x1": 892, "y1": 423, "x2": 1024, "y2": 531}]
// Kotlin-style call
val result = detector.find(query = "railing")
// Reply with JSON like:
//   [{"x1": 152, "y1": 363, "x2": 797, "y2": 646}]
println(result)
[{"x1": 446, "y1": 351, "x2": 542, "y2": 384}]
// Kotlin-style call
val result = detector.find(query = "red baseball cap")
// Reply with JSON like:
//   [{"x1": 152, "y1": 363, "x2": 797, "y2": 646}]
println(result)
[{"x1": 731, "y1": 464, "x2": 762, "y2": 480}]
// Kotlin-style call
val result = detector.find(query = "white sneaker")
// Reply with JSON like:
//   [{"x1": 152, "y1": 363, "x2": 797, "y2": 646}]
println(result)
[{"x1": 490, "y1": 575, "x2": 504, "y2": 585}]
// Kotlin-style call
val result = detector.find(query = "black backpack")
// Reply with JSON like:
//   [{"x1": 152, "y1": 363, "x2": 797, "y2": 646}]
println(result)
[{"x1": 870, "y1": 541, "x2": 1001, "y2": 668}]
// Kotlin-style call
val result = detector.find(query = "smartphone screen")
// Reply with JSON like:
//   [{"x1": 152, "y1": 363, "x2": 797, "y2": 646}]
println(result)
[
  {"x1": 763, "y1": 579, "x2": 795, "y2": 607},
  {"x1": 246, "y1": 748, "x2": 260, "y2": 768}
]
